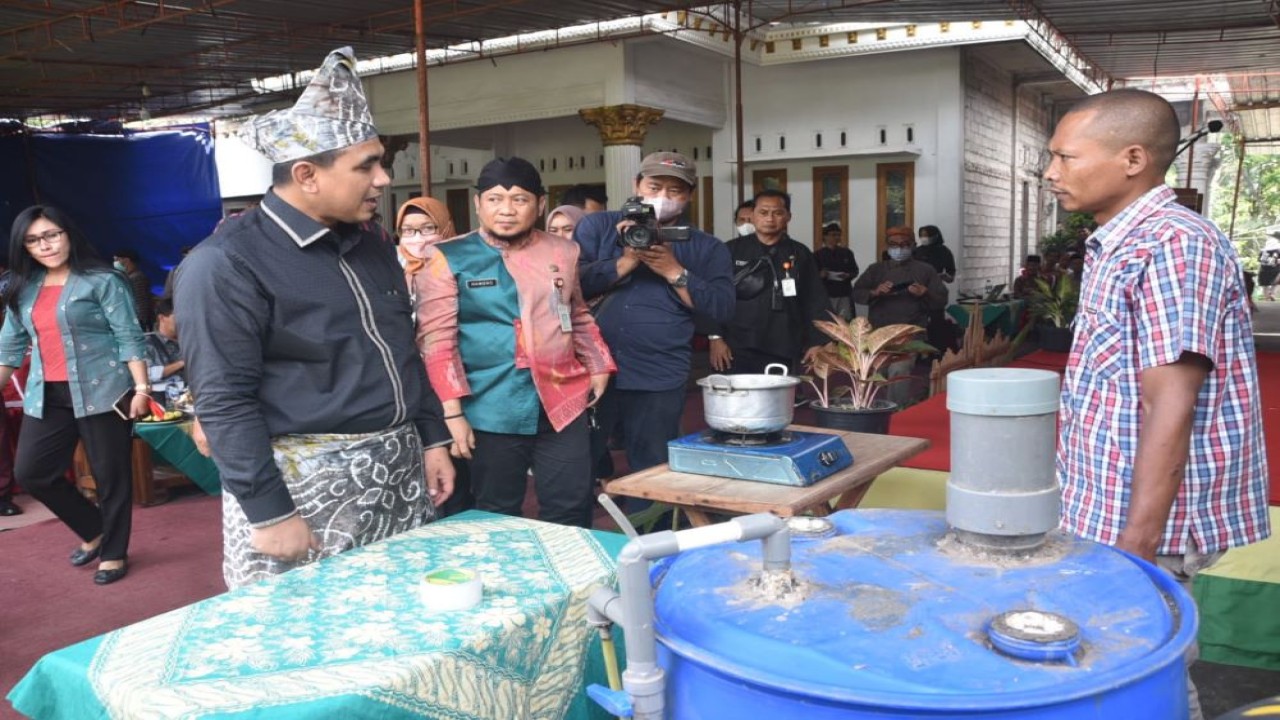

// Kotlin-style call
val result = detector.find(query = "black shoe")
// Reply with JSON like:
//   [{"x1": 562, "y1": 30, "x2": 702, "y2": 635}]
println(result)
[
  {"x1": 69, "y1": 544, "x2": 102, "y2": 567},
  {"x1": 0, "y1": 499, "x2": 20, "y2": 516},
  {"x1": 93, "y1": 563, "x2": 128, "y2": 585}
]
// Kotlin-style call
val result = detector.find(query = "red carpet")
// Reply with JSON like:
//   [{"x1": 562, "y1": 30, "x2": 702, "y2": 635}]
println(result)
[
  {"x1": 888, "y1": 392, "x2": 950, "y2": 471},
  {"x1": 891, "y1": 350, "x2": 1280, "y2": 508},
  {"x1": 0, "y1": 492, "x2": 224, "y2": 717},
  {"x1": 1261, "y1": 351, "x2": 1280, "y2": 505},
  {"x1": 887, "y1": 350, "x2": 1069, "y2": 471}
]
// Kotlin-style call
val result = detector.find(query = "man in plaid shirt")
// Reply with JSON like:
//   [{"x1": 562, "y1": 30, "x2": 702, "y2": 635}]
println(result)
[{"x1": 1046, "y1": 89, "x2": 1270, "y2": 719}]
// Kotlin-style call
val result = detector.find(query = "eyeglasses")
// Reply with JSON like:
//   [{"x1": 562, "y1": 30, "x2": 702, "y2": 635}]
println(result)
[
  {"x1": 399, "y1": 226, "x2": 439, "y2": 238},
  {"x1": 23, "y1": 229, "x2": 66, "y2": 246}
]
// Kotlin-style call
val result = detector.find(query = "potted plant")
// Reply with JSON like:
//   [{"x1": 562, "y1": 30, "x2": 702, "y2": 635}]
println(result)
[
  {"x1": 1029, "y1": 273, "x2": 1078, "y2": 353},
  {"x1": 801, "y1": 315, "x2": 936, "y2": 434}
]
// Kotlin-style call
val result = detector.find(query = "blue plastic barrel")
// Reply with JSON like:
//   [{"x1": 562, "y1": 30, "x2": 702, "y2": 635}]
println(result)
[{"x1": 653, "y1": 509, "x2": 1197, "y2": 719}]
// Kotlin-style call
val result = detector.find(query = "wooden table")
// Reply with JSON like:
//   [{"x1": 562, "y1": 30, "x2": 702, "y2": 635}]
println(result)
[{"x1": 604, "y1": 425, "x2": 929, "y2": 526}]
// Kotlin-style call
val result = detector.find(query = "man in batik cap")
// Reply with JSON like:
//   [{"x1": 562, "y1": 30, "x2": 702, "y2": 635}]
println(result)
[
  {"x1": 415, "y1": 157, "x2": 615, "y2": 528},
  {"x1": 175, "y1": 47, "x2": 454, "y2": 588}
]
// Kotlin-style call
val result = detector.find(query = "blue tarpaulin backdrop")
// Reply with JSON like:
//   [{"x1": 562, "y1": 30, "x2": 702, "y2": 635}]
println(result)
[{"x1": 0, "y1": 125, "x2": 222, "y2": 295}]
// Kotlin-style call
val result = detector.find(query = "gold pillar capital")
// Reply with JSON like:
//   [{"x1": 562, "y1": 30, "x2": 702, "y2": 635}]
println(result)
[{"x1": 578, "y1": 104, "x2": 665, "y2": 147}]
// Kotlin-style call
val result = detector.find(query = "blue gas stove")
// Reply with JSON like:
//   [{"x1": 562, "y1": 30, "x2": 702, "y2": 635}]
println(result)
[{"x1": 667, "y1": 429, "x2": 854, "y2": 487}]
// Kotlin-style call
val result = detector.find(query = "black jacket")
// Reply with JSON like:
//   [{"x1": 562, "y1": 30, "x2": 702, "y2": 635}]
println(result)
[
  {"x1": 914, "y1": 241, "x2": 955, "y2": 278},
  {"x1": 715, "y1": 234, "x2": 830, "y2": 359}
]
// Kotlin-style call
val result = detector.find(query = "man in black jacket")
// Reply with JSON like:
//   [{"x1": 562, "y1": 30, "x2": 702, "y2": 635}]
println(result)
[{"x1": 709, "y1": 189, "x2": 829, "y2": 374}]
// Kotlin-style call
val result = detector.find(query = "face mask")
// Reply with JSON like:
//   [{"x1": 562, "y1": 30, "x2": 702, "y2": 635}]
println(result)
[
  {"x1": 400, "y1": 237, "x2": 430, "y2": 259},
  {"x1": 642, "y1": 196, "x2": 685, "y2": 224},
  {"x1": 887, "y1": 247, "x2": 912, "y2": 262},
  {"x1": 736, "y1": 222, "x2": 756, "y2": 237},
  {"x1": 113, "y1": 261, "x2": 126, "y2": 272},
  {"x1": 918, "y1": 235, "x2": 933, "y2": 246}
]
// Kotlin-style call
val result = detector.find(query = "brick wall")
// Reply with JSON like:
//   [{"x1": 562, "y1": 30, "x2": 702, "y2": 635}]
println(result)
[
  {"x1": 962, "y1": 51, "x2": 1015, "y2": 294},
  {"x1": 961, "y1": 49, "x2": 1058, "y2": 292}
]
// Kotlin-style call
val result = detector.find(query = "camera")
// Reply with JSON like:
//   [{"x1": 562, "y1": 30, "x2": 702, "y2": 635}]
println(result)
[{"x1": 617, "y1": 196, "x2": 691, "y2": 249}]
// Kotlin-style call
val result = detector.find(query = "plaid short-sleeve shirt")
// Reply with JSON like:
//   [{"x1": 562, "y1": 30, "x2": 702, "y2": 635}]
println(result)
[{"x1": 1058, "y1": 185, "x2": 1270, "y2": 554}]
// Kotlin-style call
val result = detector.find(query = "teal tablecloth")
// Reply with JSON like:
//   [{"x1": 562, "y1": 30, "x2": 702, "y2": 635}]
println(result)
[
  {"x1": 134, "y1": 419, "x2": 221, "y2": 496},
  {"x1": 9, "y1": 512, "x2": 628, "y2": 720},
  {"x1": 946, "y1": 299, "x2": 1026, "y2": 338}
]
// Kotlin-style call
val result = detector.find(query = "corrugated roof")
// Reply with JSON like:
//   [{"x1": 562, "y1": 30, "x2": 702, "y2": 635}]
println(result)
[
  {"x1": 0, "y1": 0, "x2": 685, "y2": 120},
  {"x1": 2, "y1": 0, "x2": 1278, "y2": 142}
]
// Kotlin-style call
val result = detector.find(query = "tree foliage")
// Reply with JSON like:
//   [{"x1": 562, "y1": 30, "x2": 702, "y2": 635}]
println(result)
[{"x1": 1210, "y1": 134, "x2": 1280, "y2": 272}]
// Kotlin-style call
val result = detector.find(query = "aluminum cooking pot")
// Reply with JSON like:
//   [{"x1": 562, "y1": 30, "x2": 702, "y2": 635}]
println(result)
[{"x1": 697, "y1": 363, "x2": 800, "y2": 434}]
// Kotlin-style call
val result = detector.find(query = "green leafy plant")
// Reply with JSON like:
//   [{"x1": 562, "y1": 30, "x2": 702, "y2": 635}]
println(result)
[
  {"x1": 1039, "y1": 212, "x2": 1095, "y2": 254},
  {"x1": 1028, "y1": 273, "x2": 1078, "y2": 328},
  {"x1": 801, "y1": 315, "x2": 936, "y2": 409}
]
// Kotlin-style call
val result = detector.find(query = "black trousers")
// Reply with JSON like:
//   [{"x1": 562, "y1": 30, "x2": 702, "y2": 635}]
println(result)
[
  {"x1": 593, "y1": 384, "x2": 685, "y2": 475},
  {"x1": 470, "y1": 411, "x2": 593, "y2": 528},
  {"x1": 0, "y1": 410, "x2": 15, "y2": 501},
  {"x1": 729, "y1": 347, "x2": 797, "y2": 375},
  {"x1": 15, "y1": 382, "x2": 133, "y2": 561}
]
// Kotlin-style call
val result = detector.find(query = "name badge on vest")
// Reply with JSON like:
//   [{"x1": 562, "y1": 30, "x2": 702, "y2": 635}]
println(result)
[
  {"x1": 466, "y1": 278, "x2": 498, "y2": 289},
  {"x1": 551, "y1": 279, "x2": 572, "y2": 333}
]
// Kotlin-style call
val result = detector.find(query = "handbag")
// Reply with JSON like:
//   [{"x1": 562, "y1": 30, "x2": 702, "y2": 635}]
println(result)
[{"x1": 732, "y1": 256, "x2": 774, "y2": 300}]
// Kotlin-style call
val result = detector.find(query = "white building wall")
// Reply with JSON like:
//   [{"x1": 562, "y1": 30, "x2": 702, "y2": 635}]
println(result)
[
  {"x1": 715, "y1": 47, "x2": 965, "y2": 272},
  {"x1": 366, "y1": 43, "x2": 621, "y2": 135},
  {"x1": 213, "y1": 128, "x2": 272, "y2": 201}
]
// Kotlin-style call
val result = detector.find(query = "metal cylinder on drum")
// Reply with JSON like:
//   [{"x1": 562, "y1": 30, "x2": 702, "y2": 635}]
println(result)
[{"x1": 945, "y1": 368, "x2": 1061, "y2": 549}]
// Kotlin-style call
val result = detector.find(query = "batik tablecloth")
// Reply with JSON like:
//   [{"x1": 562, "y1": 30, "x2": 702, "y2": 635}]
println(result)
[{"x1": 9, "y1": 511, "x2": 627, "y2": 719}]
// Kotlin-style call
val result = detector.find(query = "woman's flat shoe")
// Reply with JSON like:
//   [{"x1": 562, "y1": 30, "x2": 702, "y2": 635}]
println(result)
[
  {"x1": 69, "y1": 545, "x2": 102, "y2": 567},
  {"x1": 93, "y1": 564, "x2": 128, "y2": 585}
]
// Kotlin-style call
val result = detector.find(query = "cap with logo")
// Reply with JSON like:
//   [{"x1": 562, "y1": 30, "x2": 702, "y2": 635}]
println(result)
[{"x1": 639, "y1": 151, "x2": 697, "y2": 187}]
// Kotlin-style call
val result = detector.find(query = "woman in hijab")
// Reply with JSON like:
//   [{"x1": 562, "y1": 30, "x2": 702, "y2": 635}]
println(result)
[
  {"x1": 546, "y1": 204, "x2": 585, "y2": 241},
  {"x1": 395, "y1": 197, "x2": 456, "y2": 290},
  {"x1": 1259, "y1": 236, "x2": 1280, "y2": 302},
  {"x1": 395, "y1": 197, "x2": 472, "y2": 516}
]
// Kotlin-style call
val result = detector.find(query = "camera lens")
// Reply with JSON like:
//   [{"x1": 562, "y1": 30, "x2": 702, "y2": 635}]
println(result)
[{"x1": 623, "y1": 226, "x2": 651, "y2": 248}]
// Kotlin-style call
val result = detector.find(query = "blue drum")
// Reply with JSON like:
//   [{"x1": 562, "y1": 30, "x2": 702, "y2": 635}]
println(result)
[{"x1": 652, "y1": 509, "x2": 1197, "y2": 719}]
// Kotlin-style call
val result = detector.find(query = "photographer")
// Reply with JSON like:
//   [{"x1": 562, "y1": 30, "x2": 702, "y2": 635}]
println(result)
[
  {"x1": 709, "y1": 189, "x2": 829, "y2": 375},
  {"x1": 575, "y1": 151, "x2": 734, "y2": 478}
]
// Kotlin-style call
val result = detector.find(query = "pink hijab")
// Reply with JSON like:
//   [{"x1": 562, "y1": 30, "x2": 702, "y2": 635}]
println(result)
[{"x1": 546, "y1": 204, "x2": 586, "y2": 239}]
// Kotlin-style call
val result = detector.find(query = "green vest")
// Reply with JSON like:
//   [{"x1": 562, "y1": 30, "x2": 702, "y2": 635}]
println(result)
[{"x1": 436, "y1": 233, "x2": 541, "y2": 435}]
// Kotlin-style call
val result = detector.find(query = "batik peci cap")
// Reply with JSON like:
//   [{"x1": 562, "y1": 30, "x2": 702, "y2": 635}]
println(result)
[
  {"x1": 639, "y1": 151, "x2": 697, "y2": 187},
  {"x1": 240, "y1": 47, "x2": 378, "y2": 164}
]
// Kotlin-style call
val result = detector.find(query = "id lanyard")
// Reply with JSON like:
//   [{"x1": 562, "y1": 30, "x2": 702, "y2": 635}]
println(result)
[{"x1": 780, "y1": 256, "x2": 797, "y2": 297}]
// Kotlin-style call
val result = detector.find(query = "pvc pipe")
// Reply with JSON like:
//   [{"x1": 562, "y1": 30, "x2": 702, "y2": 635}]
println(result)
[{"x1": 607, "y1": 513, "x2": 791, "y2": 720}]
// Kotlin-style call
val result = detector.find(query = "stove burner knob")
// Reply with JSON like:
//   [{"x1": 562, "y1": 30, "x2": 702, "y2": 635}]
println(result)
[{"x1": 818, "y1": 451, "x2": 838, "y2": 466}]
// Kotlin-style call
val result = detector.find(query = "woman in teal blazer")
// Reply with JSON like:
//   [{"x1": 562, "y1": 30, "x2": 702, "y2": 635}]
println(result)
[{"x1": 0, "y1": 206, "x2": 150, "y2": 586}]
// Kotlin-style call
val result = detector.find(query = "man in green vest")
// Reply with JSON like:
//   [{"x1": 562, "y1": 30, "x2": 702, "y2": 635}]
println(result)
[{"x1": 416, "y1": 157, "x2": 616, "y2": 528}]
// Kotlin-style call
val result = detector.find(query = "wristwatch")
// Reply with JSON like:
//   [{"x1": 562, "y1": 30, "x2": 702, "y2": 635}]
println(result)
[{"x1": 669, "y1": 269, "x2": 690, "y2": 288}]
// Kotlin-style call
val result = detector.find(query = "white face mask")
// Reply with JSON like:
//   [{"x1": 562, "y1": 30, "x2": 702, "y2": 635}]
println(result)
[
  {"x1": 736, "y1": 222, "x2": 756, "y2": 237},
  {"x1": 641, "y1": 196, "x2": 685, "y2": 224},
  {"x1": 918, "y1": 235, "x2": 933, "y2": 246},
  {"x1": 887, "y1": 247, "x2": 913, "y2": 262}
]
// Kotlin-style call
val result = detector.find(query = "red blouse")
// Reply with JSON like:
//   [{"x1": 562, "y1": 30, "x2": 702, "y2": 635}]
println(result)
[{"x1": 33, "y1": 285, "x2": 68, "y2": 382}]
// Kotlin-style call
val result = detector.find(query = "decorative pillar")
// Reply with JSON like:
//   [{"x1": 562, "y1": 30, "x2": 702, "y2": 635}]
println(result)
[{"x1": 579, "y1": 104, "x2": 665, "y2": 208}]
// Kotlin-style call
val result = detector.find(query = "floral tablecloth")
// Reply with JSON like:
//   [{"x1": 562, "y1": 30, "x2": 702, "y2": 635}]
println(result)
[{"x1": 9, "y1": 512, "x2": 627, "y2": 719}]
